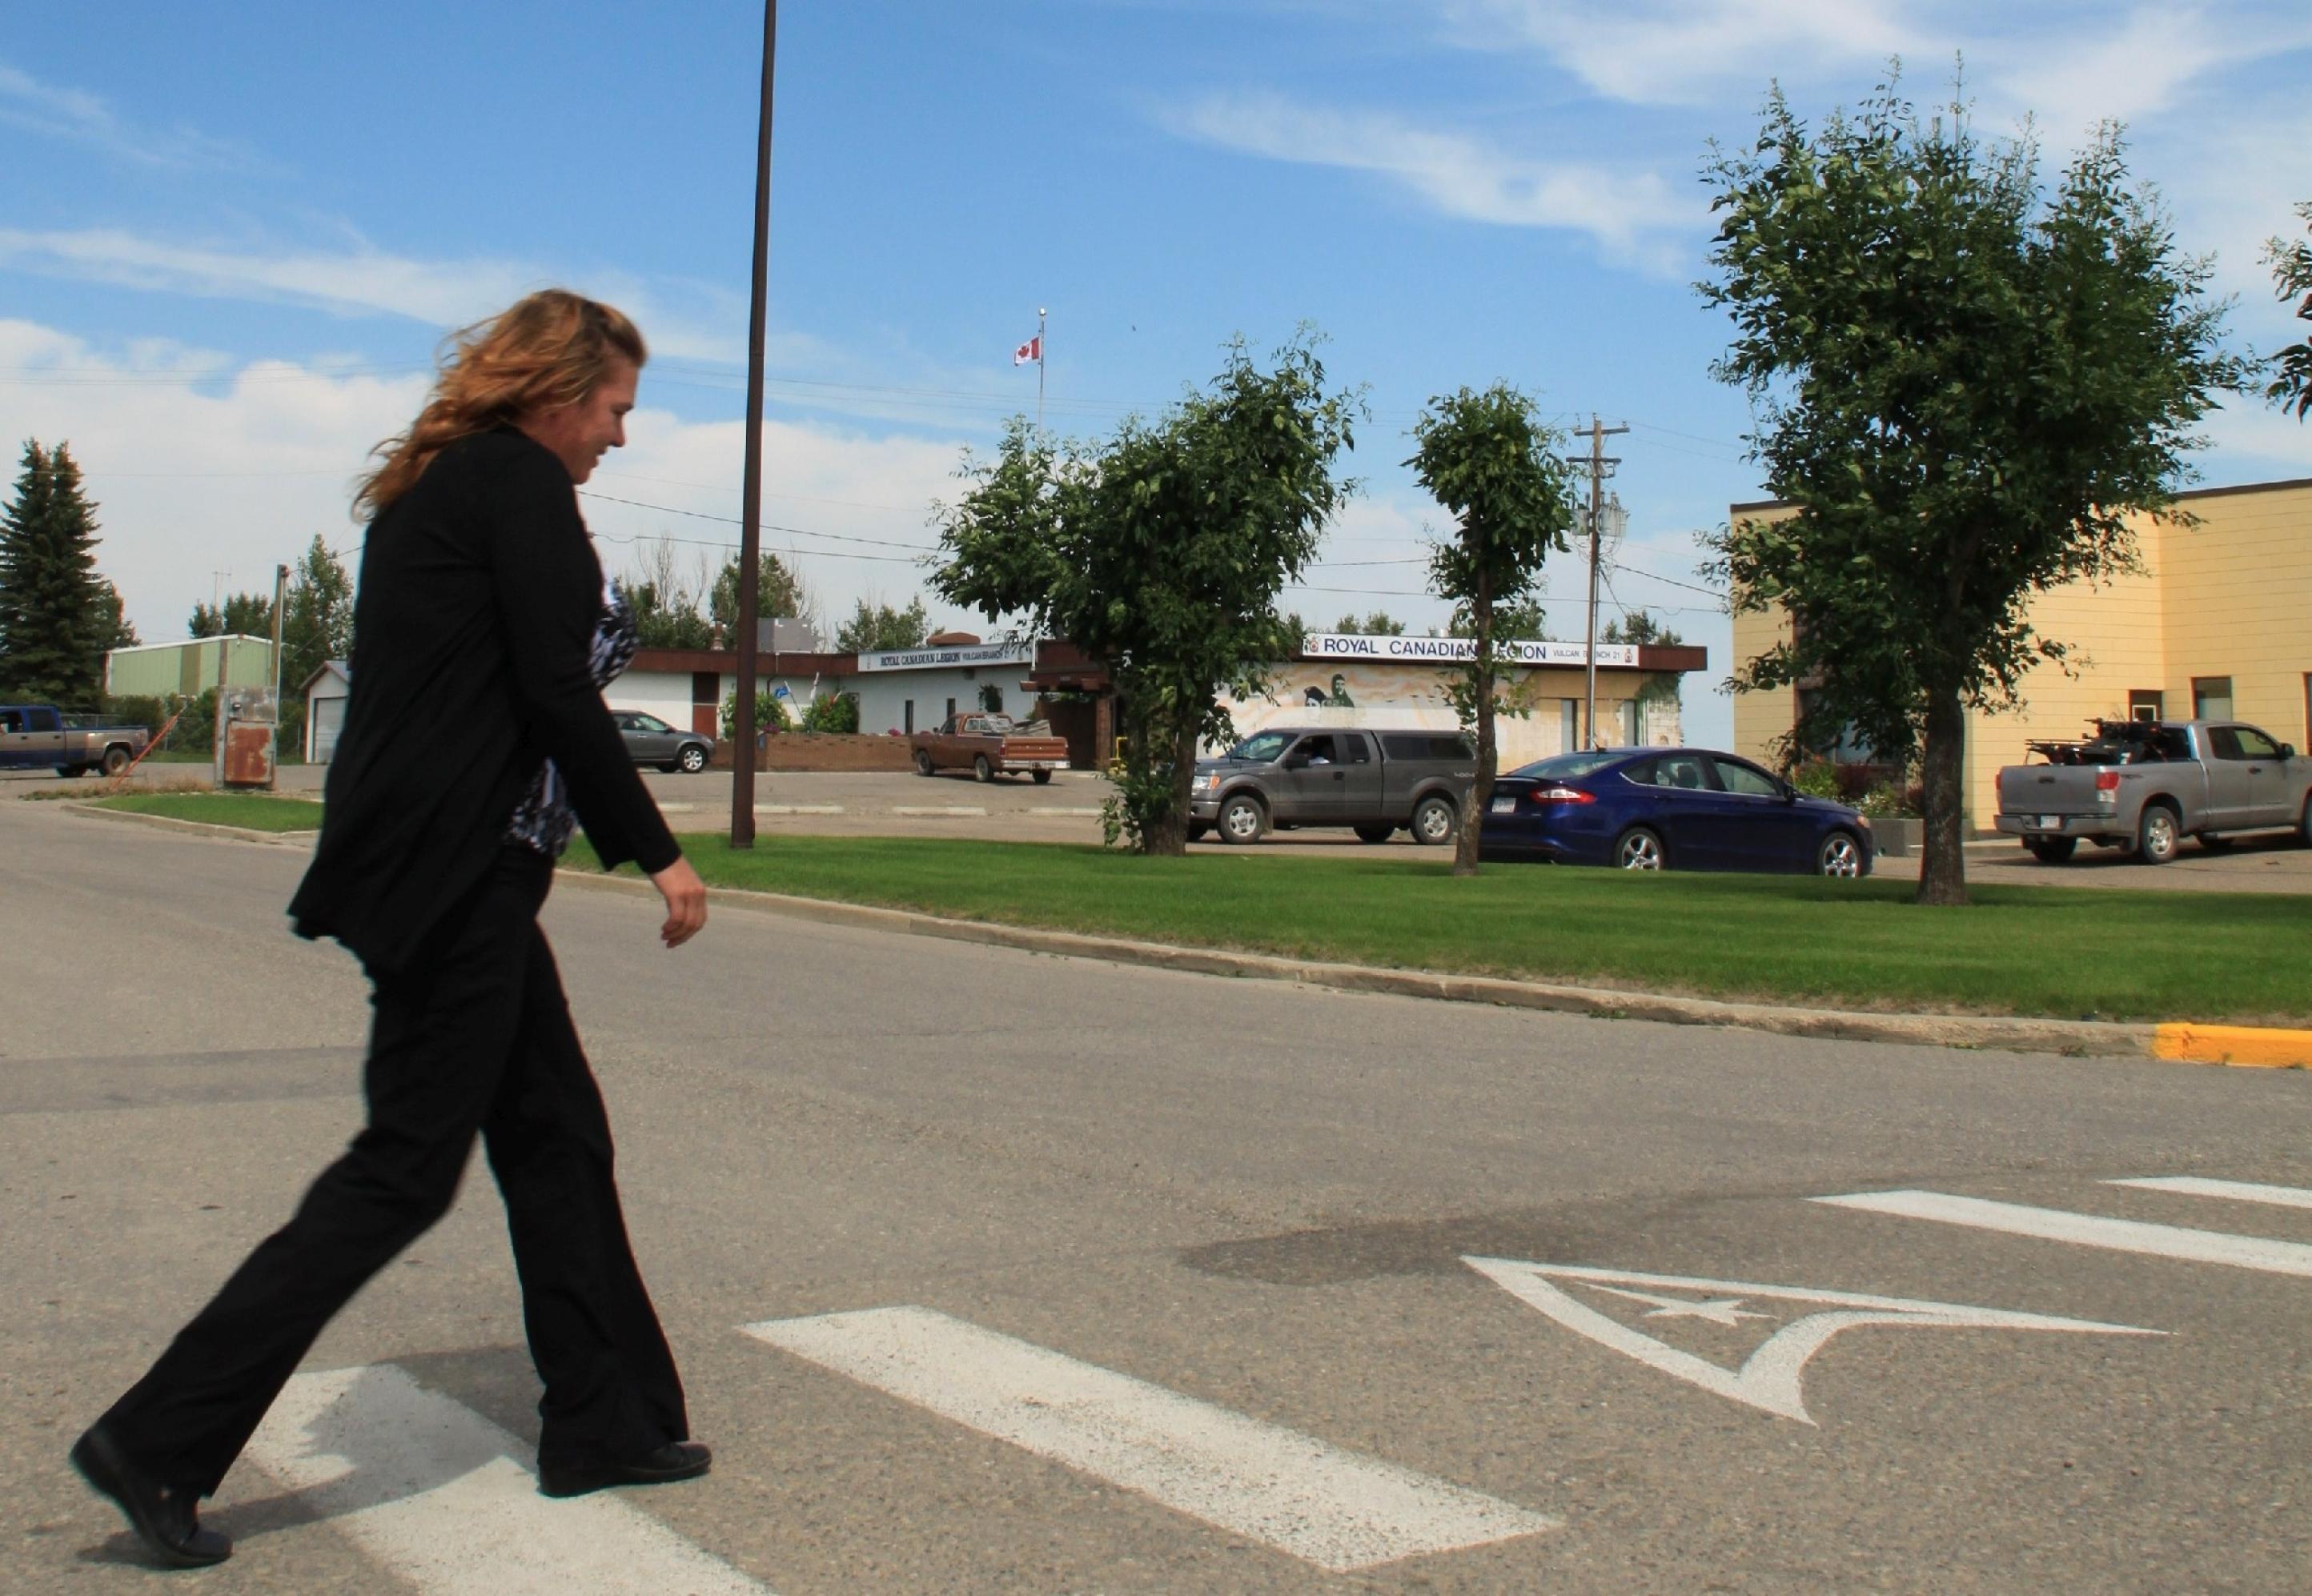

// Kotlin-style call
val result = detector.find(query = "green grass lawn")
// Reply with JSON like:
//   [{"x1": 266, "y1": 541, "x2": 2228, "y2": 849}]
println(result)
[
  {"x1": 90, "y1": 792, "x2": 324, "y2": 832},
  {"x1": 562, "y1": 835, "x2": 2310, "y2": 1025}
]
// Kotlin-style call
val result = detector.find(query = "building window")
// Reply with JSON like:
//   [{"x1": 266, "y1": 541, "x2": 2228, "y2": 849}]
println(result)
[
  {"x1": 945, "y1": 697, "x2": 957, "y2": 720},
  {"x1": 2191, "y1": 676, "x2": 2233, "y2": 721},
  {"x1": 1618, "y1": 700, "x2": 1640, "y2": 747},
  {"x1": 2128, "y1": 690, "x2": 2164, "y2": 722},
  {"x1": 979, "y1": 684, "x2": 1003, "y2": 712},
  {"x1": 904, "y1": 700, "x2": 914, "y2": 734},
  {"x1": 1559, "y1": 698, "x2": 1579, "y2": 752},
  {"x1": 1795, "y1": 688, "x2": 1876, "y2": 764}
]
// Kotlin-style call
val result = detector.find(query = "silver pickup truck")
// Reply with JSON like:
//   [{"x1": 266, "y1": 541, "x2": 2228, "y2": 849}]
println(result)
[
  {"x1": 1188, "y1": 726, "x2": 1475, "y2": 845},
  {"x1": 0, "y1": 704, "x2": 151, "y2": 777},
  {"x1": 1994, "y1": 718, "x2": 2312, "y2": 864}
]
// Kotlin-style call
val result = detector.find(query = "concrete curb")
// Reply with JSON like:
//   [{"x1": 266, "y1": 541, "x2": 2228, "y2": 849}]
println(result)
[
  {"x1": 62, "y1": 802, "x2": 319, "y2": 847},
  {"x1": 549, "y1": 868, "x2": 2196, "y2": 1064}
]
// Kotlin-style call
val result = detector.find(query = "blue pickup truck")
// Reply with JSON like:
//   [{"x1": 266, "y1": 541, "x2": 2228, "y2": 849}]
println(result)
[{"x1": 0, "y1": 704, "x2": 152, "y2": 776}]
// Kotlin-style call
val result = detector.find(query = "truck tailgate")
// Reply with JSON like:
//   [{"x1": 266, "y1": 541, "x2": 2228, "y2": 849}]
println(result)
[{"x1": 1997, "y1": 765, "x2": 2107, "y2": 816}]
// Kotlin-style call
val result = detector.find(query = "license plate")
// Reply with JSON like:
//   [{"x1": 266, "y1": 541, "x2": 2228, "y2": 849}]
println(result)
[
  {"x1": 1490, "y1": 796, "x2": 1516, "y2": 814},
  {"x1": 2035, "y1": 815, "x2": 2061, "y2": 830}
]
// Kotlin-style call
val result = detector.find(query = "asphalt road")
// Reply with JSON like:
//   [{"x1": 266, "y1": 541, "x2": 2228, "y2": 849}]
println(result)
[{"x1": 6, "y1": 799, "x2": 2312, "y2": 1592}]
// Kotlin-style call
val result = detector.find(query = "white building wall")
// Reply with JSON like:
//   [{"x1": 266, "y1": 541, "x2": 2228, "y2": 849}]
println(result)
[{"x1": 606, "y1": 670, "x2": 703, "y2": 734}]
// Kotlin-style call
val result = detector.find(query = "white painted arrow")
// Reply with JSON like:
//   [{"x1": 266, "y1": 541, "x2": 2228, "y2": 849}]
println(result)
[{"x1": 1464, "y1": 1257, "x2": 2161, "y2": 1425}]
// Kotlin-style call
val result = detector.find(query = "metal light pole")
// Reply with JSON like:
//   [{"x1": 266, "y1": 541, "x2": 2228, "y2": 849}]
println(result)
[{"x1": 730, "y1": 0, "x2": 778, "y2": 848}]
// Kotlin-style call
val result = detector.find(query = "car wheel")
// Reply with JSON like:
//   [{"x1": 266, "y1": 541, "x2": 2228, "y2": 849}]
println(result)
[
  {"x1": 2136, "y1": 802, "x2": 2179, "y2": 864},
  {"x1": 678, "y1": 744, "x2": 708, "y2": 774},
  {"x1": 1411, "y1": 796, "x2": 1457, "y2": 846},
  {"x1": 1218, "y1": 792, "x2": 1266, "y2": 844},
  {"x1": 101, "y1": 745, "x2": 131, "y2": 776},
  {"x1": 973, "y1": 753, "x2": 993, "y2": 783},
  {"x1": 1031, "y1": 768, "x2": 1053, "y2": 784},
  {"x1": 913, "y1": 749, "x2": 935, "y2": 777},
  {"x1": 1817, "y1": 831, "x2": 1864, "y2": 877},
  {"x1": 1616, "y1": 827, "x2": 1665, "y2": 870},
  {"x1": 2024, "y1": 836, "x2": 2077, "y2": 863},
  {"x1": 1353, "y1": 824, "x2": 1394, "y2": 844}
]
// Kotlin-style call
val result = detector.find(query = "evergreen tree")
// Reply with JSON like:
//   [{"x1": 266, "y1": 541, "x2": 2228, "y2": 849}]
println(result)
[
  {"x1": 189, "y1": 591, "x2": 275, "y2": 638},
  {"x1": 0, "y1": 440, "x2": 114, "y2": 708}
]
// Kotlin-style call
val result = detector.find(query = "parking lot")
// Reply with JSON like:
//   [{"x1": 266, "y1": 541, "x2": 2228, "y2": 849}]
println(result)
[{"x1": 15, "y1": 762, "x2": 2311, "y2": 891}]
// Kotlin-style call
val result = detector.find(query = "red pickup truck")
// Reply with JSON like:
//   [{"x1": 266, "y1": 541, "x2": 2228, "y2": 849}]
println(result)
[{"x1": 909, "y1": 712, "x2": 1070, "y2": 784}]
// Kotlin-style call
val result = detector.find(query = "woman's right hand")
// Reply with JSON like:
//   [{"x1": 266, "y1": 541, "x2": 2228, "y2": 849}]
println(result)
[{"x1": 650, "y1": 856, "x2": 708, "y2": 948}]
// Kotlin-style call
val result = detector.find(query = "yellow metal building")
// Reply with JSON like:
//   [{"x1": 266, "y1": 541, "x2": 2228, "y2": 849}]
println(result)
[{"x1": 1728, "y1": 476, "x2": 2312, "y2": 832}]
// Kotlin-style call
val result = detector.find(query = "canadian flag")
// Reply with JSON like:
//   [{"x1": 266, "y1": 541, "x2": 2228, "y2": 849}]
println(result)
[{"x1": 1013, "y1": 335, "x2": 1042, "y2": 367}]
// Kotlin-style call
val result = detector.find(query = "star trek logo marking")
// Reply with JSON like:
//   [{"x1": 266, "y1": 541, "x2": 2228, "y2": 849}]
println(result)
[{"x1": 1463, "y1": 1257, "x2": 2163, "y2": 1424}]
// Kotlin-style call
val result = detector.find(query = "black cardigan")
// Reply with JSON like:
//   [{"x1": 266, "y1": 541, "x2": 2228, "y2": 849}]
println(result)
[{"x1": 290, "y1": 427, "x2": 681, "y2": 973}]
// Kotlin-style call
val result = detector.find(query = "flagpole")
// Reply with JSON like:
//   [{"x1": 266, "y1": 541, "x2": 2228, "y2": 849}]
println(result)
[{"x1": 1036, "y1": 306, "x2": 1046, "y2": 431}]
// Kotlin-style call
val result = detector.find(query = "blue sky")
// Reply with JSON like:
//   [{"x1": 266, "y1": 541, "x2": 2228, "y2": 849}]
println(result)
[{"x1": 6, "y1": 1, "x2": 2310, "y2": 746}]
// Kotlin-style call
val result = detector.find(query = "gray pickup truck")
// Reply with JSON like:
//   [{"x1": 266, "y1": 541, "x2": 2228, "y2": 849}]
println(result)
[
  {"x1": 0, "y1": 704, "x2": 151, "y2": 777},
  {"x1": 1187, "y1": 726, "x2": 1475, "y2": 845},
  {"x1": 1994, "y1": 718, "x2": 2312, "y2": 864}
]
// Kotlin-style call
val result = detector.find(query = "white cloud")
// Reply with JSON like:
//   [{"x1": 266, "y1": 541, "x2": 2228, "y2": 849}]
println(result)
[
  {"x1": 1438, "y1": 0, "x2": 1913, "y2": 106},
  {"x1": 0, "y1": 320, "x2": 977, "y2": 646},
  {"x1": 1164, "y1": 92, "x2": 1696, "y2": 266},
  {"x1": 0, "y1": 227, "x2": 752, "y2": 365},
  {"x1": 0, "y1": 58, "x2": 267, "y2": 171}
]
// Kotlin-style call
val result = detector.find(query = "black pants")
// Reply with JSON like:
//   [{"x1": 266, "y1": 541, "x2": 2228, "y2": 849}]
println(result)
[{"x1": 98, "y1": 848, "x2": 686, "y2": 1497}]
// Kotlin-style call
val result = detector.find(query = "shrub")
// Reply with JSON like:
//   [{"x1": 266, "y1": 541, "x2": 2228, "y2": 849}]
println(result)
[
  {"x1": 719, "y1": 687, "x2": 793, "y2": 739},
  {"x1": 801, "y1": 691, "x2": 860, "y2": 734},
  {"x1": 1789, "y1": 757, "x2": 1841, "y2": 800}
]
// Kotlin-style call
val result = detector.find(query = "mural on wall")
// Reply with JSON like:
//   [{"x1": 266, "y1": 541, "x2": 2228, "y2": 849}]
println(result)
[{"x1": 1217, "y1": 659, "x2": 1680, "y2": 764}]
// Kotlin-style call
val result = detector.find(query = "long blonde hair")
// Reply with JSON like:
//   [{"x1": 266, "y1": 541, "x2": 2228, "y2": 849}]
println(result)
[{"x1": 355, "y1": 289, "x2": 646, "y2": 519}]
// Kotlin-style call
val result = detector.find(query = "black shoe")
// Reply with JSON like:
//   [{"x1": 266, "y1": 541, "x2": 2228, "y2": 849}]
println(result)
[
  {"x1": 537, "y1": 1440, "x2": 712, "y2": 1499},
  {"x1": 69, "y1": 1423, "x2": 232, "y2": 1569}
]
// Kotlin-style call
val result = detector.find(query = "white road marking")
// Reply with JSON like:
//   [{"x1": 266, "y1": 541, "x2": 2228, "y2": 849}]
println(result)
[
  {"x1": 890, "y1": 805, "x2": 989, "y2": 816},
  {"x1": 753, "y1": 804, "x2": 845, "y2": 815},
  {"x1": 1813, "y1": 1189, "x2": 2312, "y2": 1277},
  {"x1": 1030, "y1": 806, "x2": 1106, "y2": 816},
  {"x1": 741, "y1": 1305, "x2": 1554, "y2": 1572},
  {"x1": 2107, "y1": 1176, "x2": 2312, "y2": 1212},
  {"x1": 1465, "y1": 1258, "x2": 2157, "y2": 1425},
  {"x1": 243, "y1": 1365, "x2": 768, "y2": 1594}
]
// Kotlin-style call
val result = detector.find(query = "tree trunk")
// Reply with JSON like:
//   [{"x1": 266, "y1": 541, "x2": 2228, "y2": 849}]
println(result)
[
  {"x1": 1455, "y1": 602, "x2": 1494, "y2": 877},
  {"x1": 1138, "y1": 718, "x2": 1198, "y2": 857},
  {"x1": 1915, "y1": 684, "x2": 1969, "y2": 906}
]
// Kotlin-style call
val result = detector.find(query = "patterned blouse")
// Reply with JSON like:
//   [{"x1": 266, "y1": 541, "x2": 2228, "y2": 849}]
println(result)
[{"x1": 504, "y1": 580, "x2": 640, "y2": 857}]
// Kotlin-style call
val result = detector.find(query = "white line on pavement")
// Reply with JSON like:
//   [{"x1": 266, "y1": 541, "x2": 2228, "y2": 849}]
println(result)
[
  {"x1": 754, "y1": 804, "x2": 845, "y2": 815},
  {"x1": 741, "y1": 1305, "x2": 1555, "y2": 1573},
  {"x1": 889, "y1": 806, "x2": 988, "y2": 816},
  {"x1": 1030, "y1": 807, "x2": 1106, "y2": 816},
  {"x1": 243, "y1": 1365, "x2": 769, "y2": 1594},
  {"x1": 1812, "y1": 1189, "x2": 2312, "y2": 1277},
  {"x1": 2106, "y1": 1176, "x2": 2312, "y2": 1211}
]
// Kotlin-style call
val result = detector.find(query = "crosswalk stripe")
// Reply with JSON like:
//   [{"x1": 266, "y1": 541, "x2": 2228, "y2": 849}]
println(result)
[
  {"x1": 1812, "y1": 1190, "x2": 2312, "y2": 1277},
  {"x1": 742, "y1": 1305, "x2": 1555, "y2": 1573},
  {"x1": 2106, "y1": 1176, "x2": 2312, "y2": 1212},
  {"x1": 243, "y1": 1365, "x2": 770, "y2": 1594}
]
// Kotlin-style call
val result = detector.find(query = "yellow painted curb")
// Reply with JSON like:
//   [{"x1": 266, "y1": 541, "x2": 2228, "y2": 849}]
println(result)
[{"x1": 2153, "y1": 1023, "x2": 2312, "y2": 1069}]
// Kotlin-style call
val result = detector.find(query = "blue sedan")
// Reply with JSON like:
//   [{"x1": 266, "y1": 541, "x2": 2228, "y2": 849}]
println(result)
[{"x1": 1478, "y1": 748, "x2": 1874, "y2": 876}]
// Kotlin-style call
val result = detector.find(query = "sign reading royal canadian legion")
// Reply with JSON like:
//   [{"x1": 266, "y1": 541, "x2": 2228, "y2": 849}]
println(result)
[{"x1": 1303, "y1": 633, "x2": 1640, "y2": 668}]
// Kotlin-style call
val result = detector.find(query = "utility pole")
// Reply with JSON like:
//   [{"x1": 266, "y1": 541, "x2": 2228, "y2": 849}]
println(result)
[
  {"x1": 267, "y1": 563, "x2": 287, "y2": 787},
  {"x1": 1578, "y1": 415, "x2": 1628, "y2": 751},
  {"x1": 731, "y1": 0, "x2": 778, "y2": 848}
]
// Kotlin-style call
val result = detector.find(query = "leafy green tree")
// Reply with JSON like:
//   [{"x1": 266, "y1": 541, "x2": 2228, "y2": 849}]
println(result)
[
  {"x1": 934, "y1": 335, "x2": 1359, "y2": 853},
  {"x1": 1412, "y1": 385, "x2": 1579, "y2": 876},
  {"x1": 1604, "y1": 608, "x2": 1684, "y2": 714},
  {"x1": 834, "y1": 595, "x2": 931, "y2": 653},
  {"x1": 1486, "y1": 595, "x2": 1547, "y2": 642},
  {"x1": 801, "y1": 690, "x2": 861, "y2": 732},
  {"x1": 710, "y1": 551, "x2": 815, "y2": 648},
  {"x1": 0, "y1": 440, "x2": 117, "y2": 708},
  {"x1": 1332, "y1": 610, "x2": 1405, "y2": 636},
  {"x1": 720, "y1": 683, "x2": 793, "y2": 737},
  {"x1": 275, "y1": 535, "x2": 354, "y2": 759},
  {"x1": 622, "y1": 540, "x2": 715, "y2": 649},
  {"x1": 1700, "y1": 79, "x2": 2240, "y2": 905},
  {"x1": 189, "y1": 591, "x2": 275, "y2": 639},
  {"x1": 2266, "y1": 201, "x2": 2312, "y2": 420}
]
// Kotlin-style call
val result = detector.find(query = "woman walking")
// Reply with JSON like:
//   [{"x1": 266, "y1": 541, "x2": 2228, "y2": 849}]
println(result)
[{"x1": 72, "y1": 290, "x2": 712, "y2": 1568}]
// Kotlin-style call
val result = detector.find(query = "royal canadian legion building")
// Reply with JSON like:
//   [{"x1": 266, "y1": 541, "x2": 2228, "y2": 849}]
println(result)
[{"x1": 1729, "y1": 476, "x2": 2312, "y2": 830}]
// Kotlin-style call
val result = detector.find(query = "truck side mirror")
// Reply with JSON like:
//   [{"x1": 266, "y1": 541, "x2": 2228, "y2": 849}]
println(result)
[
  {"x1": 2283, "y1": 744, "x2": 2298, "y2": 761},
  {"x1": 1282, "y1": 752, "x2": 1309, "y2": 769}
]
